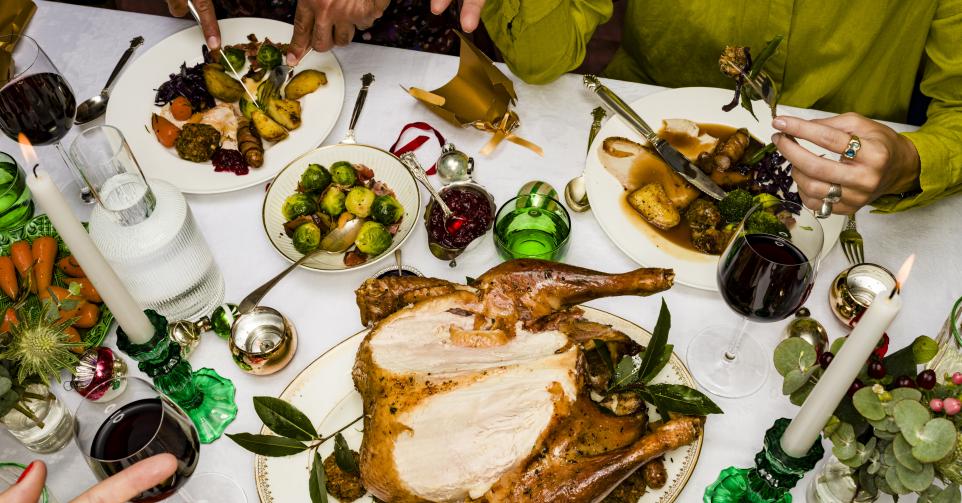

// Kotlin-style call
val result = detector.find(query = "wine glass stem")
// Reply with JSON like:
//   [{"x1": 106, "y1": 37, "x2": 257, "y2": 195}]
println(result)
[{"x1": 724, "y1": 317, "x2": 752, "y2": 361}]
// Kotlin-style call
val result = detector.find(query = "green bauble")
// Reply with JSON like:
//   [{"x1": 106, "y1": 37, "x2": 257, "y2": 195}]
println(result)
[{"x1": 211, "y1": 303, "x2": 239, "y2": 340}]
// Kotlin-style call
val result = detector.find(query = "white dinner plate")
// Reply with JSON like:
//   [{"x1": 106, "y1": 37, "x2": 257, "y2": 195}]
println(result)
[
  {"x1": 106, "y1": 18, "x2": 345, "y2": 194},
  {"x1": 261, "y1": 144, "x2": 420, "y2": 272},
  {"x1": 584, "y1": 87, "x2": 844, "y2": 291},
  {"x1": 254, "y1": 306, "x2": 703, "y2": 503}
]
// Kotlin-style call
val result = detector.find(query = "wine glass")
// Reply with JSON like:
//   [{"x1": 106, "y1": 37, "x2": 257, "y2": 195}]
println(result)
[
  {"x1": 0, "y1": 33, "x2": 92, "y2": 202},
  {"x1": 687, "y1": 199, "x2": 824, "y2": 398},
  {"x1": 74, "y1": 376, "x2": 247, "y2": 502}
]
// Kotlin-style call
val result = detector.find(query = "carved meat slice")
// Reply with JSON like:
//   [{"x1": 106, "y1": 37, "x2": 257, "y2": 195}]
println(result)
[
  {"x1": 598, "y1": 137, "x2": 700, "y2": 209},
  {"x1": 353, "y1": 260, "x2": 687, "y2": 503}
]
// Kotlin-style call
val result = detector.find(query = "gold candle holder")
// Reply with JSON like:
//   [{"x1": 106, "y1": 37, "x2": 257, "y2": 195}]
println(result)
[
  {"x1": 229, "y1": 306, "x2": 297, "y2": 375},
  {"x1": 829, "y1": 263, "x2": 896, "y2": 326}
]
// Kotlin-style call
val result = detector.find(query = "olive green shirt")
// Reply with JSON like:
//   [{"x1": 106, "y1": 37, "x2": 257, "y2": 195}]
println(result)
[{"x1": 481, "y1": 0, "x2": 962, "y2": 212}]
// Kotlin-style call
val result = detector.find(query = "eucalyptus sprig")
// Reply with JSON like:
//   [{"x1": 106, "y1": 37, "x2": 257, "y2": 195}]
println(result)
[
  {"x1": 227, "y1": 396, "x2": 361, "y2": 503},
  {"x1": 719, "y1": 36, "x2": 783, "y2": 120},
  {"x1": 606, "y1": 299, "x2": 723, "y2": 416}
]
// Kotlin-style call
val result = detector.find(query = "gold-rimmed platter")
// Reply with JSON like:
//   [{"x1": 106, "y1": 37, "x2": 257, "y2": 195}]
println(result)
[{"x1": 254, "y1": 306, "x2": 703, "y2": 502}]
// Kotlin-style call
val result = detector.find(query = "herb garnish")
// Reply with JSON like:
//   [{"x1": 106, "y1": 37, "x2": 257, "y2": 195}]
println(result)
[{"x1": 719, "y1": 36, "x2": 783, "y2": 120}]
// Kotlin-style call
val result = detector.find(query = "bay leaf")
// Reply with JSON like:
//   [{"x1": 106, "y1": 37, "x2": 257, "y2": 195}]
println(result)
[
  {"x1": 309, "y1": 450, "x2": 328, "y2": 503},
  {"x1": 226, "y1": 433, "x2": 309, "y2": 457},
  {"x1": 253, "y1": 396, "x2": 318, "y2": 441}
]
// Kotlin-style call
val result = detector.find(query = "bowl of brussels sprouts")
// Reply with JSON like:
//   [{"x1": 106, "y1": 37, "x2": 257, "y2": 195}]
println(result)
[{"x1": 262, "y1": 144, "x2": 420, "y2": 271}]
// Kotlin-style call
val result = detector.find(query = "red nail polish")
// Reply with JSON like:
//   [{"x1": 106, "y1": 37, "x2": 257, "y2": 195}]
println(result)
[{"x1": 16, "y1": 461, "x2": 35, "y2": 484}]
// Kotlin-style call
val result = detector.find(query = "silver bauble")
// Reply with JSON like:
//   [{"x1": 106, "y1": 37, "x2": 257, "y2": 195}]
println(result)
[
  {"x1": 436, "y1": 143, "x2": 474, "y2": 185},
  {"x1": 783, "y1": 307, "x2": 829, "y2": 354}
]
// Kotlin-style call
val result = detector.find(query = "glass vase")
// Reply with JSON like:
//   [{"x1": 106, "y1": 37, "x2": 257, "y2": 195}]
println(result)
[
  {"x1": 807, "y1": 456, "x2": 877, "y2": 502},
  {"x1": 68, "y1": 126, "x2": 224, "y2": 321},
  {"x1": 0, "y1": 384, "x2": 74, "y2": 454},
  {"x1": 927, "y1": 296, "x2": 962, "y2": 381}
]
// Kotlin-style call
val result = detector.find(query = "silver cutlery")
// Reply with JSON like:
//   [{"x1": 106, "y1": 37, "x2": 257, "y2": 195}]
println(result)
[
  {"x1": 74, "y1": 36, "x2": 143, "y2": 125},
  {"x1": 840, "y1": 214, "x2": 864, "y2": 265},
  {"x1": 563, "y1": 106, "x2": 606, "y2": 212},
  {"x1": 583, "y1": 75, "x2": 728, "y2": 200}
]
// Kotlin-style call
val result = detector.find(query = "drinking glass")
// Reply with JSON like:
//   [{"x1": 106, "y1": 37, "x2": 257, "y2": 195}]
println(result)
[
  {"x1": 0, "y1": 151, "x2": 34, "y2": 230},
  {"x1": 0, "y1": 34, "x2": 91, "y2": 202},
  {"x1": 74, "y1": 376, "x2": 247, "y2": 502},
  {"x1": 69, "y1": 126, "x2": 225, "y2": 321},
  {"x1": 687, "y1": 199, "x2": 824, "y2": 398},
  {"x1": 494, "y1": 194, "x2": 571, "y2": 261}
]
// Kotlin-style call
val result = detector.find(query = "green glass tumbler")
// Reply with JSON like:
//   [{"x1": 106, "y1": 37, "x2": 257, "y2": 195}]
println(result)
[
  {"x1": 494, "y1": 194, "x2": 571, "y2": 261},
  {"x1": 0, "y1": 152, "x2": 33, "y2": 231}
]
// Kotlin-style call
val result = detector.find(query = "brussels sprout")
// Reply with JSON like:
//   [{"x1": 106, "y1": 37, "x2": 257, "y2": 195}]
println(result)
[
  {"x1": 281, "y1": 193, "x2": 317, "y2": 221},
  {"x1": 219, "y1": 47, "x2": 246, "y2": 72},
  {"x1": 371, "y1": 195, "x2": 404, "y2": 225},
  {"x1": 320, "y1": 186, "x2": 346, "y2": 217},
  {"x1": 330, "y1": 162, "x2": 357, "y2": 186},
  {"x1": 300, "y1": 164, "x2": 332, "y2": 193},
  {"x1": 257, "y1": 43, "x2": 283, "y2": 70},
  {"x1": 355, "y1": 221, "x2": 393, "y2": 256},
  {"x1": 292, "y1": 222, "x2": 321, "y2": 254},
  {"x1": 346, "y1": 187, "x2": 376, "y2": 218}
]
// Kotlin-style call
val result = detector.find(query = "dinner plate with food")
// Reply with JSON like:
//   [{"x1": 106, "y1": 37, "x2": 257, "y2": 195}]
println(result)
[
  {"x1": 255, "y1": 260, "x2": 711, "y2": 502},
  {"x1": 262, "y1": 144, "x2": 419, "y2": 271},
  {"x1": 107, "y1": 18, "x2": 345, "y2": 194},
  {"x1": 583, "y1": 86, "x2": 844, "y2": 290}
]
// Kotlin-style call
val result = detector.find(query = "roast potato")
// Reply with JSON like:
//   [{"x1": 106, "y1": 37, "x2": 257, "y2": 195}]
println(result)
[
  {"x1": 266, "y1": 98, "x2": 302, "y2": 131},
  {"x1": 284, "y1": 69, "x2": 327, "y2": 100},
  {"x1": 251, "y1": 109, "x2": 288, "y2": 142},
  {"x1": 203, "y1": 64, "x2": 246, "y2": 102},
  {"x1": 627, "y1": 183, "x2": 681, "y2": 230}
]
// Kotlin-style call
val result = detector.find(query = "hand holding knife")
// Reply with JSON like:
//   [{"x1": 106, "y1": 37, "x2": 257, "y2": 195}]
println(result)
[
  {"x1": 185, "y1": 0, "x2": 261, "y2": 108},
  {"x1": 583, "y1": 75, "x2": 728, "y2": 201}
]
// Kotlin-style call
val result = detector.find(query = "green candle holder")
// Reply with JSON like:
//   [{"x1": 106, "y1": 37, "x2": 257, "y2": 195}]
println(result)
[
  {"x1": 116, "y1": 310, "x2": 237, "y2": 444},
  {"x1": 704, "y1": 418, "x2": 824, "y2": 502}
]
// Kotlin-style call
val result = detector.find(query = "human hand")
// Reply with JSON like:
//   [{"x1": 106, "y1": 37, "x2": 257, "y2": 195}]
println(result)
[
  {"x1": 771, "y1": 113, "x2": 921, "y2": 215},
  {"x1": 430, "y1": 0, "x2": 487, "y2": 33},
  {"x1": 288, "y1": 0, "x2": 390, "y2": 63},
  {"x1": 0, "y1": 455, "x2": 178, "y2": 503},
  {"x1": 166, "y1": 0, "x2": 222, "y2": 50}
]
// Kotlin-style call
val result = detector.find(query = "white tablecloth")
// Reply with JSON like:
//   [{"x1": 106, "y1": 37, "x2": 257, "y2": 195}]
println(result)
[{"x1": 3, "y1": 2, "x2": 960, "y2": 501}]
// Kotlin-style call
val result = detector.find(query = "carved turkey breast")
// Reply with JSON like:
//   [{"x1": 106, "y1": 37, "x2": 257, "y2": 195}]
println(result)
[{"x1": 353, "y1": 260, "x2": 704, "y2": 503}]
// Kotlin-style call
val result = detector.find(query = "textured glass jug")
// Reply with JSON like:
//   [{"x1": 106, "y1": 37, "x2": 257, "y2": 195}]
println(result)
[{"x1": 69, "y1": 126, "x2": 224, "y2": 321}]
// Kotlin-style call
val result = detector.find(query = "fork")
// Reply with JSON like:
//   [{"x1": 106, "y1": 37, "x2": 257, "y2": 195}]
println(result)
[
  {"x1": 267, "y1": 48, "x2": 315, "y2": 93},
  {"x1": 840, "y1": 214, "x2": 864, "y2": 265}
]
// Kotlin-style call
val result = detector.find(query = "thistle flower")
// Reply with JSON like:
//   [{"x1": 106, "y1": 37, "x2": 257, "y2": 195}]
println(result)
[{"x1": 0, "y1": 302, "x2": 80, "y2": 384}]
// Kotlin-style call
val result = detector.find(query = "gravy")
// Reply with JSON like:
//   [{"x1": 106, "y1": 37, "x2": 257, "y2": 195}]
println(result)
[{"x1": 622, "y1": 123, "x2": 742, "y2": 255}]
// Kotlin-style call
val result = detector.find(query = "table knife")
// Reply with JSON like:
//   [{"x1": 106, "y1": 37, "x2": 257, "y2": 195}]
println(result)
[{"x1": 583, "y1": 75, "x2": 728, "y2": 201}]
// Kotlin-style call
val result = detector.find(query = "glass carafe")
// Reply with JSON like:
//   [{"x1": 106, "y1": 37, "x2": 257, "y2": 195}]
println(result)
[{"x1": 69, "y1": 126, "x2": 224, "y2": 321}]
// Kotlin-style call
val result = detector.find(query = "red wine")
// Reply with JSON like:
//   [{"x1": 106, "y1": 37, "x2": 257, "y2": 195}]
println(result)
[
  {"x1": 89, "y1": 398, "x2": 199, "y2": 502},
  {"x1": 718, "y1": 233, "x2": 814, "y2": 322},
  {"x1": 0, "y1": 72, "x2": 75, "y2": 145}
]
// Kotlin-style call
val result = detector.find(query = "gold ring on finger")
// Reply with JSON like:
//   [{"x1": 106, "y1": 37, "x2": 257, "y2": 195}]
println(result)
[{"x1": 842, "y1": 135, "x2": 861, "y2": 160}]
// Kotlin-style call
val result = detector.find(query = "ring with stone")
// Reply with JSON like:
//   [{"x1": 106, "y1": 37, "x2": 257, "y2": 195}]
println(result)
[
  {"x1": 824, "y1": 183, "x2": 843, "y2": 203},
  {"x1": 842, "y1": 135, "x2": 861, "y2": 160}
]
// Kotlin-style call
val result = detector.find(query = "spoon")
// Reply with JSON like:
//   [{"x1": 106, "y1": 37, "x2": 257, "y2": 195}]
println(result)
[
  {"x1": 238, "y1": 219, "x2": 362, "y2": 313},
  {"x1": 74, "y1": 36, "x2": 144, "y2": 125},
  {"x1": 399, "y1": 152, "x2": 466, "y2": 232},
  {"x1": 563, "y1": 107, "x2": 607, "y2": 212},
  {"x1": 394, "y1": 249, "x2": 403, "y2": 276}
]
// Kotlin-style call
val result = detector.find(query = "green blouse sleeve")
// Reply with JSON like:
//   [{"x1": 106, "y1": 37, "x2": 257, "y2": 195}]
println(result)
[
  {"x1": 480, "y1": 0, "x2": 613, "y2": 84},
  {"x1": 874, "y1": 0, "x2": 962, "y2": 213}
]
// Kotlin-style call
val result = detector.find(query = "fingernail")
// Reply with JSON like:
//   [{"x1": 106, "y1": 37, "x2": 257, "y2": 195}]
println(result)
[
  {"x1": 771, "y1": 133, "x2": 780, "y2": 143},
  {"x1": 16, "y1": 462, "x2": 35, "y2": 484},
  {"x1": 206, "y1": 36, "x2": 219, "y2": 50},
  {"x1": 286, "y1": 53, "x2": 297, "y2": 66},
  {"x1": 772, "y1": 118, "x2": 787, "y2": 129}
]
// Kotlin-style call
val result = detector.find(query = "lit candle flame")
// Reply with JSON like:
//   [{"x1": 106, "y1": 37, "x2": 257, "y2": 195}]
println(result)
[
  {"x1": 894, "y1": 254, "x2": 915, "y2": 294},
  {"x1": 17, "y1": 133, "x2": 38, "y2": 167}
]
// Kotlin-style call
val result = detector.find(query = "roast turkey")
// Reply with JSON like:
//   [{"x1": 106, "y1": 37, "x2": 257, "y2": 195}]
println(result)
[{"x1": 352, "y1": 259, "x2": 703, "y2": 502}]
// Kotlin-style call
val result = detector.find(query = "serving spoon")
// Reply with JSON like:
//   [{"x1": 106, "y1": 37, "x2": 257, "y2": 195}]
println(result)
[
  {"x1": 238, "y1": 219, "x2": 362, "y2": 313},
  {"x1": 563, "y1": 107, "x2": 607, "y2": 212},
  {"x1": 74, "y1": 36, "x2": 144, "y2": 125},
  {"x1": 399, "y1": 152, "x2": 466, "y2": 232}
]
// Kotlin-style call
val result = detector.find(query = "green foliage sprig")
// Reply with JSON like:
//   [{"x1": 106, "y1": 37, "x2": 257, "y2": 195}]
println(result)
[{"x1": 227, "y1": 396, "x2": 360, "y2": 503}]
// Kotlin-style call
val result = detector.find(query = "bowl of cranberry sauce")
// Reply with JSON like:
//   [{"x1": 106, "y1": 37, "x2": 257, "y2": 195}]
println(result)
[{"x1": 424, "y1": 182, "x2": 496, "y2": 265}]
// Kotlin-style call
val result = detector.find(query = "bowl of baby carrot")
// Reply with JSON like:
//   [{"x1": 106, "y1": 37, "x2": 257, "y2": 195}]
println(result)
[{"x1": 0, "y1": 214, "x2": 113, "y2": 351}]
